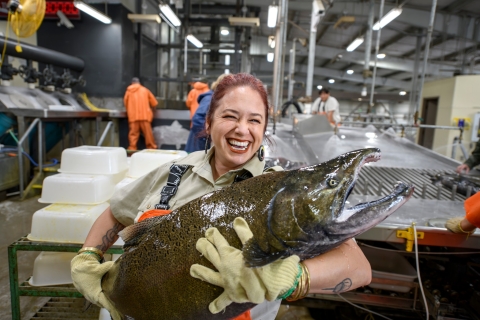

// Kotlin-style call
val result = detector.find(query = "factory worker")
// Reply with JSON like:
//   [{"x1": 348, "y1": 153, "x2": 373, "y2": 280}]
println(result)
[
  {"x1": 71, "y1": 73, "x2": 371, "y2": 320},
  {"x1": 311, "y1": 88, "x2": 341, "y2": 124},
  {"x1": 456, "y1": 140, "x2": 480, "y2": 174},
  {"x1": 186, "y1": 78, "x2": 210, "y2": 122},
  {"x1": 185, "y1": 73, "x2": 227, "y2": 153},
  {"x1": 446, "y1": 191, "x2": 480, "y2": 234},
  {"x1": 124, "y1": 77, "x2": 158, "y2": 150}
]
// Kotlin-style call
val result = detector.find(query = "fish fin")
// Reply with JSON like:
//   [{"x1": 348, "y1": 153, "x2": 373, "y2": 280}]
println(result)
[
  {"x1": 243, "y1": 238, "x2": 288, "y2": 267},
  {"x1": 120, "y1": 216, "x2": 165, "y2": 250}
]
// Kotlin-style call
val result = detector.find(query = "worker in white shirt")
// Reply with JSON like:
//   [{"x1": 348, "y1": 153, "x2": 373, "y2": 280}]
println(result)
[{"x1": 311, "y1": 88, "x2": 341, "y2": 124}]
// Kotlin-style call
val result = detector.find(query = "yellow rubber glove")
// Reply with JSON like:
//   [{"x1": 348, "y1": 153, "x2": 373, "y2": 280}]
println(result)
[
  {"x1": 71, "y1": 254, "x2": 122, "y2": 320},
  {"x1": 445, "y1": 216, "x2": 475, "y2": 234},
  {"x1": 190, "y1": 217, "x2": 300, "y2": 314}
]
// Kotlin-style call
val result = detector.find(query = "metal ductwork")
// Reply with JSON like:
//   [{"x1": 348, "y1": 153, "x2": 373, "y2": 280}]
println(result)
[{"x1": 0, "y1": 36, "x2": 85, "y2": 72}]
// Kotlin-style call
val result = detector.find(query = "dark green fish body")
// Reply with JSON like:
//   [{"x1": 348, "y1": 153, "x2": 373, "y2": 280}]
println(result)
[{"x1": 102, "y1": 148, "x2": 414, "y2": 319}]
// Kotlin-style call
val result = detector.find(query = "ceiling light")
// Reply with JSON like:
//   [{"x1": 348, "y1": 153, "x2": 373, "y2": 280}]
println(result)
[
  {"x1": 220, "y1": 28, "x2": 229, "y2": 36},
  {"x1": 399, "y1": 91, "x2": 407, "y2": 96},
  {"x1": 225, "y1": 55, "x2": 230, "y2": 66},
  {"x1": 127, "y1": 14, "x2": 161, "y2": 24},
  {"x1": 317, "y1": 85, "x2": 323, "y2": 90},
  {"x1": 268, "y1": 35, "x2": 275, "y2": 49},
  {"x1": 219, "y1": 49, "x2": 235, "y2": 54},
  {"x1": 267, "y1": 52, "x2": 274, "y2": 62},
  {"x1": 361, "y1": 86, "x2": 367, "y2": 96},
  {"x1": 268, "y1": 5, "x2": 278, "y2": 28},
  {"x1": 328, "y1": 79, "x2": 335, "y2": 84},
  {"x1": 377, "y1": 53, "x2": 386, "y2": 59},
  {"x1": 346, "y1": 37, "x2": 364, "y2": 52},
  {"x1": 346, "y1": 69, "x2": 354, "y2": 74},
  {"x1": 186, "y1": 34, "x2": 203, "y2": 48},
  {"x1": 225, "y1": 69, "x2": 230, "y2": 74},
  {"x1": 373, "y1": 7, "x2": 402, "y2": 31},
  {"x1": 74, "y1": 1, "x2": 112, "y2": 24},
  {"x1": 159, "y1": 4, "x2": 181, "y2": 27}
]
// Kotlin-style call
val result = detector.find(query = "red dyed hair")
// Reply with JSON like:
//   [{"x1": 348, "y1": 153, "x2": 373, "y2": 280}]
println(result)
[{"x1": 205, "y1": 73, "x2": 270, "y2": 133}]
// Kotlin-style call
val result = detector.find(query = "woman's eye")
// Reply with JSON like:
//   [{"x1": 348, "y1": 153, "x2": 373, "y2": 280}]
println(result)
[
  {"x1": 327, "y1": 178, "x2": 339, "y2": 188},
  {"x1": 250, "y1": 119, "x2": 261, "y2": 123}
]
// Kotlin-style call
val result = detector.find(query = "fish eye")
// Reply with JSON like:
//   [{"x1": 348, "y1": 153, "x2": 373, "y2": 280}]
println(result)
[{"x1": 327, "y1": 178, "x2": 339, "y2": 188}]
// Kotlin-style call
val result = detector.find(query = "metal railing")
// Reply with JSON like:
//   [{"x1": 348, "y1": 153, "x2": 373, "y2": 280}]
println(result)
[
  {"x1": 18, "y1": 118, "x2": 42, "y2": 199},
  {"x1": 97, "y1": 121, "x2": 115, "y2": 146}
]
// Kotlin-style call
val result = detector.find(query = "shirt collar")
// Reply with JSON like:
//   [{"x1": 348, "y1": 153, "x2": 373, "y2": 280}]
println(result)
[{"x1": 178, "y1": 146, "x2": 265, "y2": 180}]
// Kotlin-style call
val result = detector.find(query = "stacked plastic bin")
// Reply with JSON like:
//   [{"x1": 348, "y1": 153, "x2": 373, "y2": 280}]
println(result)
[
  {"x1": 27, "y1": 147, "x2": 187, "y2": 287},
  {"x1": 28, "y1": 146, "x2": 128, "y2": 286}
]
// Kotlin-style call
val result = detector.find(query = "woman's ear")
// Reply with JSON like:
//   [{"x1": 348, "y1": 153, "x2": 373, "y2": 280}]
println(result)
[{"x1": 205, "y1": 122, "x2": 210, "y2": 135}]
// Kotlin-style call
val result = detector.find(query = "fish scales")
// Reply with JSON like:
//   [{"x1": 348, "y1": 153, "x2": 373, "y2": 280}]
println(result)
[{"x1": 101, "y1": 148, "x2": 414, "y2": 319}]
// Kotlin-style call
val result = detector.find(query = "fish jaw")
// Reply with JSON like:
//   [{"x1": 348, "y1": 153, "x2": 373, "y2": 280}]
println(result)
[
  {"x1": 265, "y1": 148, "x2": 382, "y2": 251},
  {"x1": 326, "y1": 182, "x2": 414, "y2": 238}
]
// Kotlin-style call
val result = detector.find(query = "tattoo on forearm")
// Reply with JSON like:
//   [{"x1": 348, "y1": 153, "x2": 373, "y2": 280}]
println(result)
[
  {"x1": 322, "y1": 278, "x2": 352, "y2": 293},
  {"x1": 96, "y1": 222, "x2": 124, "y2": 252}
]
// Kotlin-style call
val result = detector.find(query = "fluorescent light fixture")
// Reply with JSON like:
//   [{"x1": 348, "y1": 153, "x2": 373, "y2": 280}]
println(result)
[
  {"x1": 346, "y1": 37, "x2": 364, "y2": 52},
  {"x1": 346, "y1": 69, "x2": 354, "y2": 74},
  {"x1": 225, "y1": 69, "x2": 230, "y2": 74},
  {"x1": 317, "y1": 85, "x2": 323, "y2": 90},
  {"x1": 74, "y1": 1, "x2": 112, "y2": 24},
  {"x1": 187, "y1": 34, "x2": 203, "y2": 48},
  {"x1": 218, "y1": 49, "x2": 242, "y2": 54},
  {"x1": 159, "y1": 4, "x2": 181, "y2": 27},
  {"x1": 268, "y1": 5, "x2": 278, "y2": 28},
  {"x1": 267, "y1": 52, "x2": 274, "y2": 62},
  {"x1": 377, "y1": 53, "x2": 386, "y2": 59},
  {"x1": 127, "y1": 14, "x2": 161, "y2": 24},
  {"x1": 225, "y1": 55, "x2": 230, "y2": 66},
  {"x1": 373, "y1": 7, "x2": 402, "y2": 31},
  {"x1": 220, "y1": 28, "x2": 229, "y2": 36},
  {"x1": 361, "y1": 86, "x2": 367, "y2": 96},
  {"x1": 399, "y1": 91, "x2": 407, "y2": 96},
  {"x1": 328, "y1": 79, "x2": 335, "y2": 84}
]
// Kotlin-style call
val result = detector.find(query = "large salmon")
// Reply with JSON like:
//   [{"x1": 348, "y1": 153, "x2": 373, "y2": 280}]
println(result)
[{"x1": 102, "y1": 148, "x2": 414, "y2": 319}]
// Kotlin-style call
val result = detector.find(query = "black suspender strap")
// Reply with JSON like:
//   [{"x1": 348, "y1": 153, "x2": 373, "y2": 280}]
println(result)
[{"x1": 154, "y1": 164, "x2": 190, "y2": 210}]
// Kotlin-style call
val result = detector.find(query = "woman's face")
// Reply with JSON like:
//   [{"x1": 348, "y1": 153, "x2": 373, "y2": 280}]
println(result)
[{"x1": 207, "y1": 86, "x2": 266, "y2": 170}]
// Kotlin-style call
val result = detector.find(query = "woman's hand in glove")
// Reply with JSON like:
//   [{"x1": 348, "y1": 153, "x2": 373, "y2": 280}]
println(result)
[
  {"x1": 71, "y1": 254, "x2": 122, "y2": 320},
  {"x1": 190, "y1": 217, "x2": 301, "y2": 314}
]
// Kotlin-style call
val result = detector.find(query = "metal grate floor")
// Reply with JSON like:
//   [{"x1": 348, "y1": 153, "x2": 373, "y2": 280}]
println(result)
[
  {"x1": 31, "y1": 297, "x2": 100, "y2": 320},
  {"x1": 355, "y1": 166, "x2": 467, "y2": 201}
]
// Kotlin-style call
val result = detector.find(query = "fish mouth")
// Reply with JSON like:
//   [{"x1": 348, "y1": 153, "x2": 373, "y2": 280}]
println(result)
[{"x1": 335, "y1": 181, "x2": 414, "y2": 227}]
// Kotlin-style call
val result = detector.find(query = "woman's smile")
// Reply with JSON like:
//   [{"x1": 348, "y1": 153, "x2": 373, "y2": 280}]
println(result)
[{"x1": 227, "y1": 139, "x2": 250, "y2": 153}]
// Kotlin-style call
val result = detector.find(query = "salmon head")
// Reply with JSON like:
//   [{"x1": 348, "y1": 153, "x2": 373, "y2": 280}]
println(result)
[{"x1": 243, "y1": 148, "x2": 414, "y2": 267}]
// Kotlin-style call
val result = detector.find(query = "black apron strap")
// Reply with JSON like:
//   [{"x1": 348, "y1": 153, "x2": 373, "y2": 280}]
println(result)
[{"x1": 154, "y1": 164, "x2": 190, "y2": 210}]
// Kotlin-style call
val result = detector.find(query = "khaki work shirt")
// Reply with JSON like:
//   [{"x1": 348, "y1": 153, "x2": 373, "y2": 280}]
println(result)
[{"x1": 110, "y1": 147, "x2": 282, "y2": 226}]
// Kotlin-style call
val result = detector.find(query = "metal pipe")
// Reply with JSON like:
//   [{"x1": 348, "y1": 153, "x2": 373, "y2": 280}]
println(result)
[
  {"x1": 0, "y1": 37, "x2": 84, "y2": 71},
  {"x1": 184, "y1": 35, "x2": 188, "y2": 76},
  {"x1": 369, "y1": 0, "x2": 385, "y2": 106},
  {"x1": 18, "y1": 118, "x2": 40, "y2": 198},
  {"x1": 97, "y1": 121, "x2": 114, "y2": 146},
  {"x1": 305, "y1": 0, "x2": 317, "y2": 99},
  {"x1": 288, "y1": 40, "x2": 297, "y2": 101},
  {"x1": 38, "y1": 120, "x2": 43, "y2": 174},
  {"x1": 272, "y1": 0, "x2": 288, "y2": 133},
  {"x1": 409, "y1": 34, "x2": 422, "y2": 122},
  {"x1": 199, "y1": 49, "x2": 203, "y2": 74},
  {"x1": 363, "y1": 0, "x2": 375, "y2": 77},
  {"x1": 414, "y1": 0, "x2": 438, "y2": 116},
  {"x1": 340, "y1": 121, "x2": 462, "y2": 130}
]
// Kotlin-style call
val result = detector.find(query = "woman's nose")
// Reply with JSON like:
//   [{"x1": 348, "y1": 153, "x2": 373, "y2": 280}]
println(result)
[{"x1": 235, "y1": 120, "x2": 249, "y2": 134}]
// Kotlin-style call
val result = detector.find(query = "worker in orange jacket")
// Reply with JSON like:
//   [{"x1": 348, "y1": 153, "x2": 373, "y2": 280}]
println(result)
[
  {"x1": 124, "y1": 78, "x2": 158, "y2": 150},
  {"x1": 445, "y1": 191, "x2": 480, "y2": 234},
  {"x1": 186, "y1": 80, "x2": 209, "y2": 120}
]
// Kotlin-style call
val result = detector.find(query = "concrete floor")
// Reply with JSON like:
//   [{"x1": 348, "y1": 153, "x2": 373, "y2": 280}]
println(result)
[{"x1": 0, "y1": 196, "x2": 49, "y2": 320}]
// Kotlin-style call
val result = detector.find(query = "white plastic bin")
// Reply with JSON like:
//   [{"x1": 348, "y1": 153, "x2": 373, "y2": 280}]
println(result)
[
  {"x1": 39, "y1": 173, "x2": 116, "y2": 204},
  {"x1": 128, "y1": 149, "x2": 187, "y2": 178},
  {"x1": 361, "y1": 246, "x2": 417, "y2": 293},
  {"x1": 59, "y1": 146, "x2": 127, "y2": 175},
  {"x1": 28, "y1": 202, "x2": 109, "y2": 243},
  {"x1": 29, "y1": 252, "x2": 77, "y2": 286},
  {"x1": 113, "y1": 177, "x2": 136, "y2": 195}
]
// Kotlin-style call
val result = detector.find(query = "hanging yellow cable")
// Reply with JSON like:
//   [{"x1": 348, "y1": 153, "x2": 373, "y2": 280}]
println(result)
[{"x1": 0, "y1": 11, "x2": 12, "y2": 69}]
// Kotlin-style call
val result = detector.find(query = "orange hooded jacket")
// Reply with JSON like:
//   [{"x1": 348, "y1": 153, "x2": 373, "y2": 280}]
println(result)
[
  {"x1": 124, "y1": 83, "x2": 158, "y2": 123},
  {"x1": 186, "y1": 82, "x2": 209, "y2": 119}
]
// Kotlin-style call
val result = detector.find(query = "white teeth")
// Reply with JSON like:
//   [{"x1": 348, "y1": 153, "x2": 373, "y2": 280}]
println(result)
[{"x1": 228, "y1": 139, "x2": 249, "y2": 147}]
